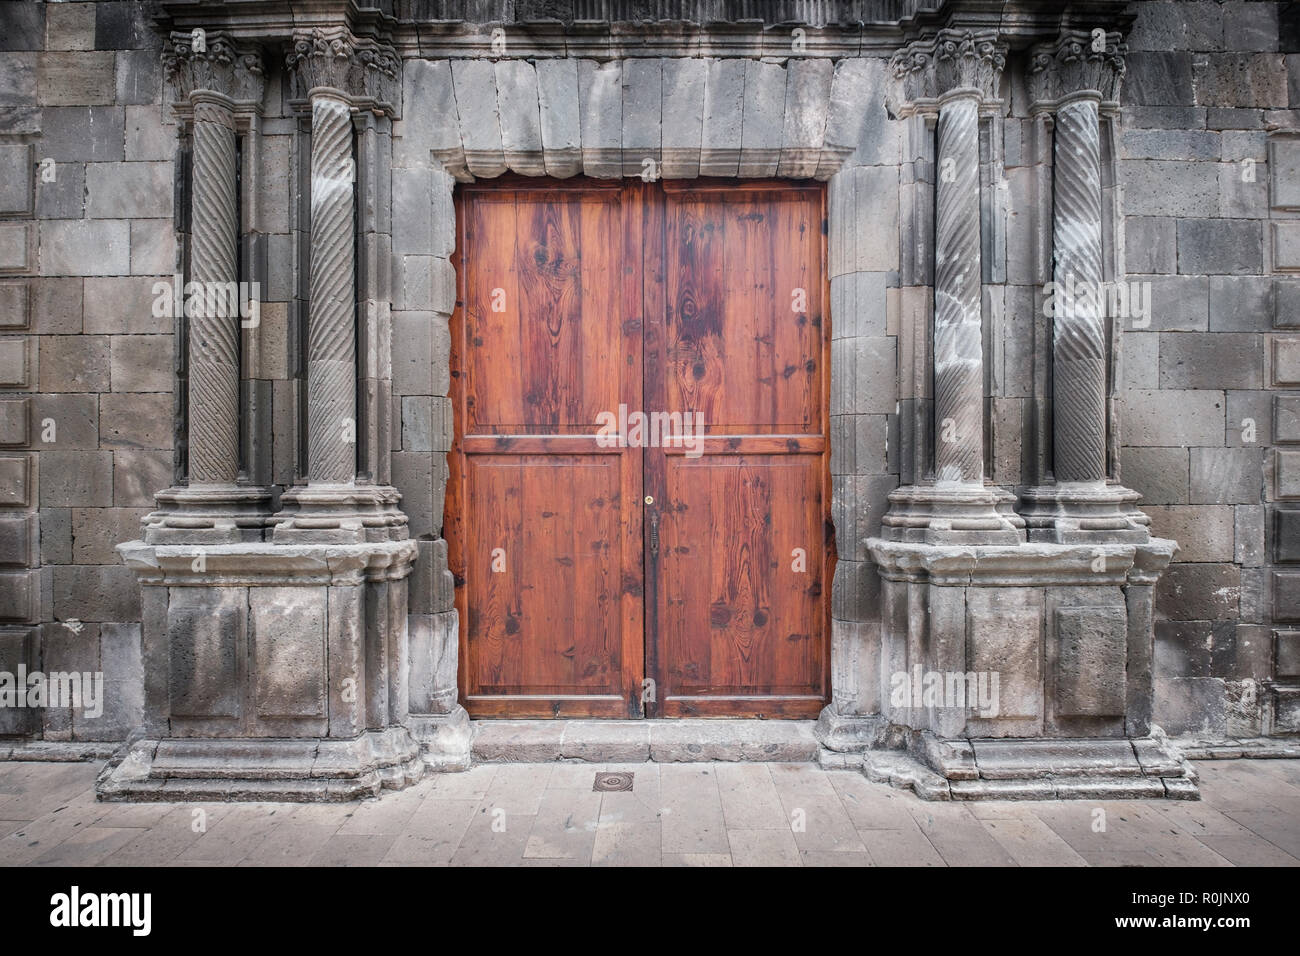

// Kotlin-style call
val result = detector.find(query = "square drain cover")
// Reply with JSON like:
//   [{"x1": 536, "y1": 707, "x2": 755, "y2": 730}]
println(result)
[{"x1": 593, "y1": 771, "x2": 634, "y2": 792}]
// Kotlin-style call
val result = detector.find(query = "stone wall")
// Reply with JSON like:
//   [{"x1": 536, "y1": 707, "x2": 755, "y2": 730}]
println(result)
[
  {"x1": 1, "y1": 0, "x2": 1298, "y2": 754},
  {"x1": 1116, "y1": 0, "x2": 1300, "y2": 737}
]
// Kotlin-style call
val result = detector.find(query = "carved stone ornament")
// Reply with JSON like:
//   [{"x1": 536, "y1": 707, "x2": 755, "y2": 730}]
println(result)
[
  {"x1": 889, "y1": 29, "x2": 1008, "y2": 105},
  {"x1": 1028, "y1": 29, "x2": 1128, "y2": 105},
  {"x1": 162, "y1": 30, "x2": 266, "y2": 105},
  {"x1": 285, "y1": 26, "x2": 399, "y2": 110}
]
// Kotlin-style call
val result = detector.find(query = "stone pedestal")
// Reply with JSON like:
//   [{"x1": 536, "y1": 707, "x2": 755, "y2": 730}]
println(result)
[{"x1": 96, "y1": 540, "x2": 425, "y2": 801}]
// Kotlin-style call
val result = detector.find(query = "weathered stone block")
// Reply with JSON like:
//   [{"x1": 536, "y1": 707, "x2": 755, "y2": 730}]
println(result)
[
  {"x1": 1209, "y1": 276, "x2": 1274, "y2": 332},
  {"x1": 53, "y1": 564, "x2": 140, "y2": 622},
  {"x1": 1235, "y1": 504, "x2": 1266, "y2": 567},
  {"x1": 968, "y1": 588, "x2": 1042, "y2": 723},
  {"x1": 1159, "y1": 332, "x2": 1261, "y2": 389},
  {"x1": 1125, "y1": 217, "x2": 1175, "y2": 274},
  {"x1": 70, "y1": 507, "x2": 149, "y2": 564},
  {"x1": 1270, "y1": 134, "x2": 1300, "y2": 209},
  {"x1": 38, "y1": 51, "x2": 115, "y2": 105},
  {"x1": 1177, "y1": 218, "x2": 1262, "y2": 275},
  {"x1": 0, "y1": 143, "x2": 32, "y2": 216},
  {"x1": 115, "y1": 48, "x2": 160, "y2": 106},
  {"x1": 1155, "y1": 563, "x2": 1240, "y2": 621},
  {"x1": 97, "y1": 393, "x2": 171, "y2": 450},
  {"x1": 251, "y1": 586, "x2": 327, "y2": 720},
  {"x1": 1274, "y1": 222, "x2": 1300, "y2": 272},
  {"x1": 1145, "y1": 505, "x2": 1234, "y2": 562},
  {"x1": 1121, "y1": 390, "x2": 1225, "y2": 447},
  {"x1": 1194, "y1": 54, "x2": 1289, "y2": 109},
  {"x1": 409, "y1": 610, "x2": 458, "y2": 715},
  {"x1": 577, "y1": 59, "x2": 621, "y2": 179},
  {"x1": 1122, "y1": 128, "x2": 1219, "y2": 161},
  {"x1": 109, "y1": 334, "x2": 173, "y2": 393},
  {"x1": 30, "y1": 277, "x2": 81, "y2": 334},
  {"x1": 168, "y1": 588, "x2": 242, "y2": 719},
  {"x1": 536, "y1": 59, "x2": 581, "y2": 178},
  {"x1": 129, "y1": 220, "x2": 176, "y2": 276},
  {"x1": 1189, "y1": 447, "x2": 1262, "y2": 504},
  {"x1": 0, "y1": 335, "x2": 31, "y2": 387},
  {"x1": 38, "y1": 450, "x2": 112, "y2": 507},
  {"x1": 85, "y1": 162, "x2": 173, "y2": 219},
  {"x1": 1054, "y1": 605, "x2": 1127, "y2": 718},
  {"x1": 1122, "y1": 52, "x2": 1196, "y2": 107},
  {"x1": 39, "y1": 219, "x2": 130, "y2": 276}
]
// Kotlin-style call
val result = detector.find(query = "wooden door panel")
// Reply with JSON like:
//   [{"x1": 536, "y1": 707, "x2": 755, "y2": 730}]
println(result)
[
  {"x1": 657, "y1": 454, "x2": 827, "y2": 716},
  {"x1": 453, "y1": 179, "x2": 643, "y2": 718},
  {"x1": 647, "y1": 182, "x2": 831, "y2": 717}
]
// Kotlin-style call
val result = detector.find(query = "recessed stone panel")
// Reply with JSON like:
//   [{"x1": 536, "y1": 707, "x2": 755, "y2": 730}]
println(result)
[
  {"x1": 0, "y1": 455, "x2": 30, "y2": 506},
  {"x1": 0, "y1": 570, "x2": 34, "y2": 622},
  {"x1": 1276, "y1": 630, "x2": 1300, "y2": 679},
  {"x1": 1275, "y1": 395, "x2": 1300, "y2": 443},
  {"x1": 0, "y1": 626, "x2": 36, "y2": 736},
  {"x1": 0, "y1": 144, "x2": 32, "y2": 216},
  {"x1": 0, "y1": 337, "x2": 30, "y2": 388},
  {"x1": 1277, "y1": 449, "x2": 1300, "y2": 499},
  {"x1": 0, "y1": 222, "x2": 32, "y2": 273},
  {"x1": 0, "y1": 397, "x2": 28, "y2": 445},
  {"x1": 1277, "y1": 508, "x2": 1300, "y2": 563},
  {"x1": 0, "y1": 515, "x2": 32, "y2": 566},
  {"x1": 1274, "y1": 222, "x2": 1300, "y2": 273},
  {"x1": 967, "y1": 590, "x2": 1042, "y2": 721},
  {"x1": 1274, "y1": 337, "x2": 1300, "y2": 386},
  {"x1": 167, "y1": 589, "x2": 243, "y2": 720},
  {"x1": 0, "y1": 281, "x2": 29, "y2": 330},
  {"x1": 1274, "y1": 572, "x2": 1300, "y2": 622},
  {"x1": 1269, "y1": 134, "x2": 1300, "y2": 209},
  {"x1": 1054, "y1": 605, "x2": 1128, "y2": 718},
  {"x1": 250, "y1": 586, "x2": 327, "y2": 720}
]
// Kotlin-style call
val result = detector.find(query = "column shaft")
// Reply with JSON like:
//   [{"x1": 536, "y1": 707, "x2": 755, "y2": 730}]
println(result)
[
  {"x1": 1051, "y1": 97, "x2": 1107, "y2": 482},
  {"x1": 933, "y1": 94, "x2": 984, "y2": 483},
  {"x1": 188, "y1": 99, "x2": 241, "y2": 484},
  {"x1": 306, "y1": 93, "x2": 357, "y2": 484}
]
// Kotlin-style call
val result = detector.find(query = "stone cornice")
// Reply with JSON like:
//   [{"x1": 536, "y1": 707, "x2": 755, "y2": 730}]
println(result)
[
  {"x1": 162, "y1": 30, "x2": 266, "y2": 105},
  {"x1": 1028, "y1": 29, "x2": 1127, "y2": 107},
  {"x1": 889, "y1": 27, "x2": 1007, "y2": 108},
  {"x1": 285, "y1": 26, "x2": 400, "y2": 112}
]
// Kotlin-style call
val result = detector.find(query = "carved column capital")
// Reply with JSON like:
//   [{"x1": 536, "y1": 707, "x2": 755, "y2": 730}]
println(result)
[
  {"x1": 163, "y1": 30, "x2": 266, "y2": 106},
  {"x1": 285, "y1": 26, "x2": 399, "y2": 113},
  {"x1": 1028, "y1": 30, "x2": 1127, "y2": 107},
  {"x1": 889, "y1": 29, "x2": 1008, "y2": 109}
]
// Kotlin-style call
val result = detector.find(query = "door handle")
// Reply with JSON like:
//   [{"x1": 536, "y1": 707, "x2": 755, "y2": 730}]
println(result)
[{"x1": 649, "y1": 509, "x2": 659, "y2": 557}]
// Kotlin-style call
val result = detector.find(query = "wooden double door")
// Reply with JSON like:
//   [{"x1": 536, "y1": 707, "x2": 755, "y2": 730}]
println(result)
[{"x1": 447, "y1": 177, "x2": 831, "y2": 718}]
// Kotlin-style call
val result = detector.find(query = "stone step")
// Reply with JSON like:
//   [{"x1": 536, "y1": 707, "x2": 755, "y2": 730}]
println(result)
[{"x1": 471, "y1": 719, "x2": 821, "y2": 763}]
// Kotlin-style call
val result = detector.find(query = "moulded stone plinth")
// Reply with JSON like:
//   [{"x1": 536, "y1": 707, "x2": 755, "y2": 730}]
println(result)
[
  {"x1": 142, "y1": 484, "x2": 276, "y2": 545},
  {"x1": 407, "y1": 705, "x2": 474, "y2": 772},
  {"x1": 271, "y1": 483, "x2": 410, "y2": 544},
  {"x1": 877, "y1": 482, "x2": 1026, "y2": 546},
  {"x1": 1020, "y1": 481, "x2": 1153, "y2": 544},
  {"x1": 101, "y1": 537, "x2": 424, "y2": 801},
  {"x1": 96, "y1": 728, "x2": 424, "y2": 802}
]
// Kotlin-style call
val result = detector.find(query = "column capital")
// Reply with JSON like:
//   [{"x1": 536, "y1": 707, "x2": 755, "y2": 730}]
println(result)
[
  {"x1": 1029, "y1": 30, "x2": 1128, "y2": 109},
  {"x1": 285, "y1": 26, "x2": 399, "y2": 114},
  {"x1": 889, "y1": 29, "x2": 1008, "y2": 111},
  {"x1": 162, "y1": 30, "x2": 266, "y2": 106}
]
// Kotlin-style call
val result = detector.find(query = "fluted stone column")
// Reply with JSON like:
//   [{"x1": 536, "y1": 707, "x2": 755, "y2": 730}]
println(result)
[
  {"x1": 877, "y1": 29, "x2": 1022, "y2": 545},
  {"x1": 1021, "y1": 30, "x2": 1150, "y2": 542},
  {"x1": 143, "y1": 33, "x2": 271, "y2": 544},
  {"x1": 274, "y1": 26, "x2": 408, "y2": 543}
]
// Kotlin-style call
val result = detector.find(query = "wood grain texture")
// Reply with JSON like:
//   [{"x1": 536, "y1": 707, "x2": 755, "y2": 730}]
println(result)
[{"x1": 450, "y1": 176, "x2": 830, "y2": 718}]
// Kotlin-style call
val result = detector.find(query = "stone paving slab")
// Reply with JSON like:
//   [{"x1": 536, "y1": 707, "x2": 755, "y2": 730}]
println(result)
[{"x1": 0, "y1": 759, "x2": 1296, "y2": 867}]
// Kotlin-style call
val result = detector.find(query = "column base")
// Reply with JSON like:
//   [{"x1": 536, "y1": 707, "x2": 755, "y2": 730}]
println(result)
[
  {"x1": 272, "y1": 483, "x2": 410, "y2": 544},
  {"x1": 406, "y1": 705, "x2": 474, "y2": 772},
  {"x1": 1020, "y1": 481, "x2": 1152, "y2": 544},
  {"x1": 143, "y1": 484, "x2": 276, "y2": 545},
  {"x1": 813, "y1": 705, "x2": 892, "y2": 753},
  {"x1": 860, "y1": 730, "x2": 1200, "y2": 801},
  {"x1": 879, "y1": 482, "x2": 1026, "y2": 545},
  {"x1": 95, "y1": 727, "x2": 425, "y2": 802}
]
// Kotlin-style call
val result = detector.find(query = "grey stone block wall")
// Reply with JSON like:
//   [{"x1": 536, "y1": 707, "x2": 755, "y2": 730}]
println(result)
[{"x1": 1120, "y1": 0, "x2": 1300, "y2": 737}]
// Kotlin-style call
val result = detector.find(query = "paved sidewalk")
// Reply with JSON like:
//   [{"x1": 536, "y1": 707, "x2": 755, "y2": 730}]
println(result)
[{"x1": 0, "y1": 758, "x2": 1297, "y2": 867}]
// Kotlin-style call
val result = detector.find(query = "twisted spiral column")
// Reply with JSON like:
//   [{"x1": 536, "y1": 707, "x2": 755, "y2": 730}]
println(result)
[
  {"x1": 1051, "y1": 96, "x2": 1107, "y2": 482},
  {"x1": 933, "y1": 93, "x2": 984, "y2": 484},
  {"x1": 306, "y1": 92, "x2": 357, "y2": 484},
  {"x1": 188, "y1": 96, "x2": 241, "y2": 484}
]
